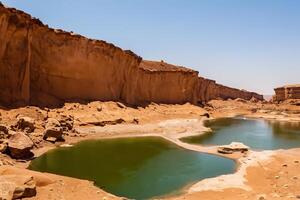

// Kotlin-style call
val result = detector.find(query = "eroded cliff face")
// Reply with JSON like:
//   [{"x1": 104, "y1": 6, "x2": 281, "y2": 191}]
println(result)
[
  {"x1": 0, "y1": 4, "x2": 263, "y2": 107},
  {"x1": 274, "y1": 84, "x2": 300, "y2": 101},
  {"x1": 126, "y1": 61, "x2": 200, "y2": 105},
  {"x1": 127, "y1": 61, "x2": 263, "y2": 105},
  {"x1": 0, "y1": 6, "x2": 31, "y2": 106},
  {"x1": 0, "y1": 4, "x2": 141, "y2": 107}
]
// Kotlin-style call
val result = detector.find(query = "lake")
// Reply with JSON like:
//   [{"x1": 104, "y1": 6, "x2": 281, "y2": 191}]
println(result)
[{"x1": 29, "y1": 137, "x2": 235, "y2": 199}]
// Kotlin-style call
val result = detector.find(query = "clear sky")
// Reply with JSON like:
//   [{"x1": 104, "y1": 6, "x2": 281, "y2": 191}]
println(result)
[{"x1": 2, "y1": 0, "x2": 300, "y2": 95}]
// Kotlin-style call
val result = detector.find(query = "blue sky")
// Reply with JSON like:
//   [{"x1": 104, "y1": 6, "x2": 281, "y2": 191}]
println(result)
[{"x1": 2, "y1": 0, "x2": 300, "y2": 94}]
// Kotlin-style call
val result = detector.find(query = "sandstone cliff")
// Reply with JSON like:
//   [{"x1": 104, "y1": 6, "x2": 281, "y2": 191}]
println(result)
[
  {"x1": 0, "y1": 3, "x2": 141, "y2": 107},
  {"x1": 274, "y1": 84, "x2": 300, "y2": 101},
  {"x1": 131, "y1": 61, "x2": 263, "y2": 105},
  {"x1": 0, "y1": 3, "x2": 263, "y2": 107}
]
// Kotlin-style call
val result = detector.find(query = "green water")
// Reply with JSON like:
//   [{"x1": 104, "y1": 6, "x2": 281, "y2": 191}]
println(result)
[
  {"x1": 181, "y1": 118, "x2": 300, "y2": 150},
  {"x1": 29, "y1": 137, "x2": 235, "y2": 200}
]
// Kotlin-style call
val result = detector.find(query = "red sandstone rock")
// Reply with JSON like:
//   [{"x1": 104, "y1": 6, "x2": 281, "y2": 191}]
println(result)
[
  {"x1": 274, "y1": 84, "x2": 300, "y2": 102},
  {"x1": 0, "y1": 4, "x2": 263, "y2": 107},
  {"x1": 7, "y1": 132, "x2": 34, "y2": 159}
]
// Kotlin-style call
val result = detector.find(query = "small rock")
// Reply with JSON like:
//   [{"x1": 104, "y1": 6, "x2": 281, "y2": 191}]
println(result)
[
  {"x1": 257, "y1": 194, "x2": 266, "y2": 200},
  {"x1": 60, "y1": 144, "x2": 73, "y2": 148},
  {"x1": 200, "y1": 113, "x2": 210, "y2": 118},
  {"x1": 274, "y1": 175, "x2": 280, "y2": 179},
  {"x1": 132, "y1": 118, "x2": 139, "y2": 124},
  {"x1": 282, "y1": 164, "x2": 288, "y2": 167},
  {"x1": 96, "y1": 106, "x2": 102, "y2": 112},
  {"x1": 292, "y1": 176, "x2": 298, "y2": 180},
  {"x1": 45, "y1": 137, "x2": 58, "y2": 143},
  {"x1": 283, "y1": 184, "x2": 289, "y2": 188}
]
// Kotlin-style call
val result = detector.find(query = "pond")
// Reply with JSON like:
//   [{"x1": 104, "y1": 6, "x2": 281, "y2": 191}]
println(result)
[
  {"x1": 181, "y1": 118, "x2": 300, "y2": 150},
  {"x1": 29, "y1": 137, "x2": 235, "y2": 200}
]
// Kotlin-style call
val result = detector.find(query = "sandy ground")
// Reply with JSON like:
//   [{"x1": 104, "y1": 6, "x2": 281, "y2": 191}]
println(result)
[
  {"x1": 1, "y1": 99, "x2": 300, "y2": 200},
  {"x1": 171, "y1": 149, "x2": 300, "y2": 200}
]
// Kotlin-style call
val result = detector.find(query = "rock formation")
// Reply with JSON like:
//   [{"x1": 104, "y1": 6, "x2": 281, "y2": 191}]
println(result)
[
  {"x1": 0, "y1": 3, "x2": 263, "y2": 107},
  {"x1": 7, "y1": 132, "x2": 34, "y2": 159},
  {"x1": 274, "y1": 84, "x2": 300, "y2": 101},
  {"x1": 217, "y1": 142, "x2": 249, "y2": 154}
]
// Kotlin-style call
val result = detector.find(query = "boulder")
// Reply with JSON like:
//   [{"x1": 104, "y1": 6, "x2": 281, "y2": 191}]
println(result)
[
  {"x1": 43, "y1": 118, "x2": 64, "y2": 142},
  {"x1": 8, "y1": 132, "x2": 34, "y2": 159},
  {"x1": 15, "y1": 117, "x2": 35, "y2": 133},
  {"x1": 217, "y1": 142, "x2": 249, "y2": 154},
  {"x1": 0, "y1": 175, "x2": 36, "y2": 199}
]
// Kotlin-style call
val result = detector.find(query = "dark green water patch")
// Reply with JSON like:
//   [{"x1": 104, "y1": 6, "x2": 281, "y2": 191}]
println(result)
[
  {"x1": 29, "y1": 137, "x2": 235, "y2": 200},
  {"x1": 181, "y1": 118, "x2": 300, "y2": 150}
]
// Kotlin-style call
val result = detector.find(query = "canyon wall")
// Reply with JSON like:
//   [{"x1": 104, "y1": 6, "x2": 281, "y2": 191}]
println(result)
[
  {"x1": 132, "y1": 61, "x2": 263, "y2": 105},
  {"x1": 0, "y1": 3, "x2": 263, "y2": 107},
  {"x1": 274, "y1": 85, "x2": 300, "y2": 101},
  {"x1": 127, "y1": 61, "x2": 200, "y2": 105},
  {"x1": 0, "y1": 3, "x2": 141, "y2": 107}
]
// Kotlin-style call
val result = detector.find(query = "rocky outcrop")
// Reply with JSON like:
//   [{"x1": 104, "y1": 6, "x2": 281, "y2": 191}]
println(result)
[
  {"x1": 274, "y1": 84, "x2": 300, "y2": 102},
  {"x1": 0, "y1": 4, "x2": 263, "y2": 107}
]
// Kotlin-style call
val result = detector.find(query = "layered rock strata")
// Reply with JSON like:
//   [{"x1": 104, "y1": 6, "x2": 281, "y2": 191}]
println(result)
[
  {"x1": 274, "y1": 84, "x2": 300, "y2": 101},
  {"x1": 0, "y1": 3, "x2": 263, "y2": 107}
]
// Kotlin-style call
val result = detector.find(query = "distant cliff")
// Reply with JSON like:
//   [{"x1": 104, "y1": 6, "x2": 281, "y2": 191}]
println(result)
[
  {"x1": 274, "y1": 84, "x2": 300, "y2": 101},
  {"x1": 0, "y1": 3, "x2": 263, "y2": 107}
]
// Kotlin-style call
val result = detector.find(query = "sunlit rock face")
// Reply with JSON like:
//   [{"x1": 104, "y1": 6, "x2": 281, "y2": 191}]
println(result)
[
  {"x1": 0, "y1": 3, "x2": 141, "y2": 107},
  {"x1": 274, "y1": 84, "x2": 300, "y2": 101},
  {"x1": 135, "y1": 61, "x2": 263, "y2": 105},
  {"x1": 0, "y1": 3, "x2": 262, "y2": 107}
]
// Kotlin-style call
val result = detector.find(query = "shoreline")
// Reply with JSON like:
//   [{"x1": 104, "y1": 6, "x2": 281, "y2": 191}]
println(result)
[
  {"x1": 1, "y1": 100, "x2": 300, "y2": 199},
  {"x1": 27, "y1": 114, "x2": 287, "y2": 199}
]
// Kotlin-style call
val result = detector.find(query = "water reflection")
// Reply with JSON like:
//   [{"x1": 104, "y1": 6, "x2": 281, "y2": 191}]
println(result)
[
  {"x1": 268, "y1": 121, "x2": 300, "y2": 139},
  {"x1": 181, "y1": 118, "x2": 300, "y2": 150}
]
